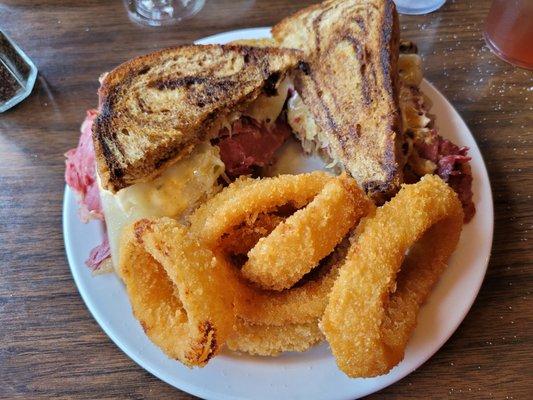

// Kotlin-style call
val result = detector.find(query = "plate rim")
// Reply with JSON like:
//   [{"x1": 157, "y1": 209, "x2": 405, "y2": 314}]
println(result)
[{"x1": 63, "y1": 27, "x2": 494, "y2": 400}]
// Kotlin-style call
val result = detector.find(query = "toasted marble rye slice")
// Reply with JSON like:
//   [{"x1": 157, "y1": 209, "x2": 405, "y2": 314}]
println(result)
[
  {"x1": 93, "y1": 44, "x2": 301, "y2": 192},
  {"x1": 273, "y1": 0, "x2": 404, "y2": 203}
]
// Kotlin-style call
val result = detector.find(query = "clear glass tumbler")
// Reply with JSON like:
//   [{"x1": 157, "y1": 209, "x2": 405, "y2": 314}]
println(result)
[
  {"x1": 393, "y1": 0, "x2": 446, "y2": 15},
  {"x1": 484, "y1": 0, "x2": 533, "y2": 70},
  {"x1": 125, "y1": 0, "x2": 206, "y2": 26}
]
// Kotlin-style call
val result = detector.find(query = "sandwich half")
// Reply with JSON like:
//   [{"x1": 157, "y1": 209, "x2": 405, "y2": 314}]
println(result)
[
  {"x1": 94, "y1": 44, "x2": 301, "y2": 193},
  {"x1": 91, "y1": 44, "x2": 302, "y2": 270},
  {"x1": 273, "y1": 0, "x2": 403, "y2": 202},
  {"x1": 273, "y1": 0, "x2": 474, "y2": 218}
]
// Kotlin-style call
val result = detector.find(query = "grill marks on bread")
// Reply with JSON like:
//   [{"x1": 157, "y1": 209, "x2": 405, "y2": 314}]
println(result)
[
  {"x1": 273, "y1": 0, "x2": 403, "y2": 202},
  {"x1": 93, "y1": 45, "x2": 300, "y2": 192}
]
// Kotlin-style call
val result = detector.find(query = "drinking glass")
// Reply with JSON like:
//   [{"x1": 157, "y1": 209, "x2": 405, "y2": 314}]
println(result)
[
  {"x1": 125, "y1": 0, "x2": 205, "y2": 26},
  {"x1": 393, "y1": 0, "x2": 446, "y2": 15},
  {"x1": 484, "y1": 0, "x2": 533, "y2": 70}
]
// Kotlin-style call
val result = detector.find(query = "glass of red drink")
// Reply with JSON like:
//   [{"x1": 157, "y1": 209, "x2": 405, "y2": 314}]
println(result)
[{"x1": 484, "y1": 0, "x2": 533, "y2": 70}]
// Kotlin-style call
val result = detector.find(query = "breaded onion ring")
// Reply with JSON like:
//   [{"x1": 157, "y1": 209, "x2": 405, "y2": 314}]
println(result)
[
  {"x1": 227, "y1": 318, "x2": 324, "y2": 356},
  {"x1": 120, "y1": 218, "x2": 236, "y2": 367},
  {"x1": 235, "y1": 238, "x2": 350, "y2": 325},
  {"x1": 242, "y1": 174, "x2": 372, "y2": 290},
  {"x1": 380, "y1": 219, "x2": 461, "y2": 361},
  {"x1": 189, "y1": 172, "x2": 332, "y2": 247},
  {"x1": 321, "y1": 175, "x2": 463, "y2": 378}
]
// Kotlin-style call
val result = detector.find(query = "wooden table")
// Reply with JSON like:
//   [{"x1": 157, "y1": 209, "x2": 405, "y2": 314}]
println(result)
[{"x1": 1, "y1": 0, "x2": 531, "y2": 398}]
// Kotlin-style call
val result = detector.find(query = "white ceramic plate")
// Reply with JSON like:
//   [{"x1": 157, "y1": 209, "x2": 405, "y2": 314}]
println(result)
[{"x1": 63, "y1": 28, "x2": 494, "y2": 400}]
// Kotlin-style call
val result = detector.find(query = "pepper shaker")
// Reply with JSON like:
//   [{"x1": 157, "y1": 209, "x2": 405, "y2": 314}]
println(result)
[{"x1": 0, "y1": 30, "x2": 37, "y2": 113}]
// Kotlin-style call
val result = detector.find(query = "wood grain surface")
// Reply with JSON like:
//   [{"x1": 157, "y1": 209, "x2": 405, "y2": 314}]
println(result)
[{"x1": 1, "y1": 0, "x2": 531, "y2": 399}]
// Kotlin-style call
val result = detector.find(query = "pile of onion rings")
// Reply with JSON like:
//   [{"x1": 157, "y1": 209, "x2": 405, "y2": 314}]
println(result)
[
  {"x1": 119, "y1": 171, "x2": 464, "y2": 376},
  {"x1": 189, "y1": 172, "x2": 372, "y2": 355}
]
